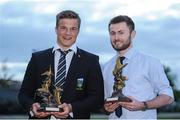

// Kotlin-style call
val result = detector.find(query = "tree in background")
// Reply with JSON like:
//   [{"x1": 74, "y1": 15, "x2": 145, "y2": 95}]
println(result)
[
  {"x1": 0, "y1": 59, "x2": 14, "y2": 88},
  {"x1": 164, "y1": 65, "x2": 180, "y2": 102},
  {"x1": 158, "y1": 65, "x2": 180, "y2": 112},
  {"x1": 0, "y1": 59, "x2": 25, "y2": 114}
]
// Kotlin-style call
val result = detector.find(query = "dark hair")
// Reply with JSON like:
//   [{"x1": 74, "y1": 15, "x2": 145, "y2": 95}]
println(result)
[
  {"x1": 108, "y1": 15, "x2": 135, "y2": 32},
  {"x1": 56, "y1": 10, "x2": 81, "y2": 29}
]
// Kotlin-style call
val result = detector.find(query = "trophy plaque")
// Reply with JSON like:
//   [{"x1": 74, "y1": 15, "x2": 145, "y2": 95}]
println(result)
[
  {"x1": 34, "y1": 66, "x2": 63, "y2": 112},
  {"x1": 105, "y1": 57, "x2": 132, "y2": 103}
]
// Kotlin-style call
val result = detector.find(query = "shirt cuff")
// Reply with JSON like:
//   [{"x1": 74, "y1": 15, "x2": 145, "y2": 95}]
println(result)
[{"x1": 69, "y1": 112, "x2": 73, "y2": 117}]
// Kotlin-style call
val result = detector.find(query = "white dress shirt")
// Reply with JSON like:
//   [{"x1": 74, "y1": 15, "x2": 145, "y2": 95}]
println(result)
[
  {"x1": 102, "y1": 47, "x2": 174, "y2": 119},
  {"x1": 53, "y1": 43, "x2": 77, "y2": 82}
]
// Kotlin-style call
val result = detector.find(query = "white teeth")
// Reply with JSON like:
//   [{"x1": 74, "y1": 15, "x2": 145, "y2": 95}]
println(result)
[{"x1": 63, "y1": 37, "x2": 72, "y2": 40}]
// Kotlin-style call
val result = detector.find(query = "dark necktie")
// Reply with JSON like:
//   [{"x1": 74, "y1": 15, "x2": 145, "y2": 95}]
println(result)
[
  {"x1": 55, "y1": 49, "x2": 70, "y2": 88},
  {"x1": 115, "y1": 56, "x2": 125, "y2": 118}
]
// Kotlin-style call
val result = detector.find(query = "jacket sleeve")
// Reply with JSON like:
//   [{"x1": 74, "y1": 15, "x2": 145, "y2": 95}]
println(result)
[{"x1": 18, "y1": 54, "x2": 38, "y2": 112}]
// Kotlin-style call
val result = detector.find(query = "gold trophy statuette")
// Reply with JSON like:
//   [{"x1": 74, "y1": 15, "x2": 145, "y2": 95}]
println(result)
[
  {"x1": 34, "y1": 66, "x2": 63, "y2": 112},
  {"x1": 105, "y1": 57, "x2": 132, "y2": 103}
]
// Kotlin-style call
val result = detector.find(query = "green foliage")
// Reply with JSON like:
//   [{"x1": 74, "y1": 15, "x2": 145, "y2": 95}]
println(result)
[
  {"x1": 158, "y1": 66, "x2": 180, "y2": 113},
  {"x1": 0, "y1": 99, "x2": 26, "y2": 114},
  {"x1": 174, "y1": 90, "x2": 180, "y2": 102},
  {"x1": 0, "y1": 79, "x2": 11, "y2": 88},
  {"x1": 0, "y1": 59, "x2": 14, "y2": 81},
  {"x1": 164, "y1": 65, "x2": 180, "y2": 102},
  {"x1": 164, "y1": 65, "x2": 177, "y2": 90}
]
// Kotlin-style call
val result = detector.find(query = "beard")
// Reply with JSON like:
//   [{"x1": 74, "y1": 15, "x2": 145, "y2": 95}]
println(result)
[{"x1": 111, "y1": 36, "x2": 131, "y2": 52}]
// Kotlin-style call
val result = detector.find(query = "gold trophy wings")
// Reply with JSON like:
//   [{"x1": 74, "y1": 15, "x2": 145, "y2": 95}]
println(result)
[
  {"x1": 105, "y1": 57, "x2": 132, "y2": 103},
  {"x1": 34, "y1": 66, "x2": 63, "y2": 112}
]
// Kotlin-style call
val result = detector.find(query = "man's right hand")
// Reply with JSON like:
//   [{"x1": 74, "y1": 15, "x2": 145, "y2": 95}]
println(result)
[
  {"x1": 31, "y1": 103, "x2": 50, "y2": 118},
  {"x1": 104, "y1": 102, "x2": 120, "y2": 113}
]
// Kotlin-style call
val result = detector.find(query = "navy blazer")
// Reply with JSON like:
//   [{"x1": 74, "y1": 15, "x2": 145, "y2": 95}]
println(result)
[{"x1": 18, "y1": 47, "x2": 104, "y2": 119}]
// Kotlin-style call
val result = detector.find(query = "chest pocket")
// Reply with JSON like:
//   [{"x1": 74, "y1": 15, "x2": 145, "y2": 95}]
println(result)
[{"x1": 125, "y1": 73, "x2": 153, "y2": 100}]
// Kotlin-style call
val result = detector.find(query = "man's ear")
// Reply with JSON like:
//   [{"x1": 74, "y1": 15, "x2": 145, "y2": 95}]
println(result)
[{"x1": 131, "y1": 30, "x2": 136, "y2": 39}]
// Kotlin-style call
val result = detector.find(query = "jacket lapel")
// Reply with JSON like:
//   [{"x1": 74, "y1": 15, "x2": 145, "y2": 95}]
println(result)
[
  {"x1": 62, "y1": 48, "x2": 83, "y2": 101},
  {"x1": 66, "y1": 48, "x2": 82, "y2": 84},
  {"x1": 47, "y1": 48, "x2": 55, "y2": 81}
]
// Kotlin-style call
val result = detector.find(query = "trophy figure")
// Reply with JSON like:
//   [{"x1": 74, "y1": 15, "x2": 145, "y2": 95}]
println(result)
[
  {"x1": 34, "y1": 66, "x2": 63, "y2": 112},
  {"x1": 105, "y1": 57, "x2": 132, "y2": 103}
]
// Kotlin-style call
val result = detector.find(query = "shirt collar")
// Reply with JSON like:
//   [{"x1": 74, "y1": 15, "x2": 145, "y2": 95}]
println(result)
[
  {"x1": 116, "y1": 47, "x2": 137, "y2": 60},
  {"x1": 52, "y1": 42, "x2": 77, "y2": 54}
]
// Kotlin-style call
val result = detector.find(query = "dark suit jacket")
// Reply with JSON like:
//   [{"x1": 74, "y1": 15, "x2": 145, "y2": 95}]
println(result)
[{"x1": 18, "y1": 47, "x2": 104, "y2": 119}]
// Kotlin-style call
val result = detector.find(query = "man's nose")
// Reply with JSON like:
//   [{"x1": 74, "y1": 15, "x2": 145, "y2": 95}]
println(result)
[
  {"x1": 66, "y1": 29, "x2": 71, "y2": 35},
  {"x1": 115, "y1": 34, "x2": 118, "y2": 40}
]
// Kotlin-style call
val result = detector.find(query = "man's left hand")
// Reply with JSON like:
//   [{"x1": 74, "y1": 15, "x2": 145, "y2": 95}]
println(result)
[
  {"x1": 118, "y1": 96, "x2": 144, "y2": 111},
  {"x1": 51, "y1": 103, "x2": 72, "y2": 118}
]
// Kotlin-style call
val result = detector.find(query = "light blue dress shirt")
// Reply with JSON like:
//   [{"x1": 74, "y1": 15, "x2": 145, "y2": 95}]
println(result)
[{"x1": 102, "y1": 47, "x2": 174, "y2": 119}]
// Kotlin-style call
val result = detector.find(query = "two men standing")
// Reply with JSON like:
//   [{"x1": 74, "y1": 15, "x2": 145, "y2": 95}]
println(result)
[{"x1": 18, "y1": 10, "x2": 174, "y2": 119}]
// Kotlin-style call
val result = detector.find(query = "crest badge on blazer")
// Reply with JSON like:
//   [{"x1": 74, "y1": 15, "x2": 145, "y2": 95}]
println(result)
[{"x1": 76, "y1": 78, "x2": 84, "y2": 90}]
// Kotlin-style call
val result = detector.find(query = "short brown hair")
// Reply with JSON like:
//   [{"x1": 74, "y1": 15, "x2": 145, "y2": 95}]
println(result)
[
  {"x1": 108, "y1": 15, "x2": 135, "y2": 32},
  {"x1": 56, "y1": 10, "x2": 81, "y2": 29}
]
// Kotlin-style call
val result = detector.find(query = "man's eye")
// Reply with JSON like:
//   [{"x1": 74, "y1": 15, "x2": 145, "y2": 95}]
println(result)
[
  {"x1": 59, "y1": 26, "x2": 66, "y2": 30},
  {"x1": 119, "y1": 32, "x2": 124, "y2": 35},
  {"x1": 110, "y1": 32, "x2": 115, "y2": 35},
  {"x1": 71, "y1": 27, "x2": 78, "y2": 31}
]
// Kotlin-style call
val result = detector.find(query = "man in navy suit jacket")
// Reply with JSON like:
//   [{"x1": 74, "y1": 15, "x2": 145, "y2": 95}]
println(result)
[{"x1": 18, "y1": 10, "x2": 104, "y2": 119}]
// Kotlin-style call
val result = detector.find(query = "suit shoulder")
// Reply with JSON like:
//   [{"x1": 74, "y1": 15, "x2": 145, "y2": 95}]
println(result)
[
  {"x1": 78, "y1": 49, "x2": 99, "y2": 59},
  {"x1": 32, "y1": 48, "x2": 53, "y2": 56}
]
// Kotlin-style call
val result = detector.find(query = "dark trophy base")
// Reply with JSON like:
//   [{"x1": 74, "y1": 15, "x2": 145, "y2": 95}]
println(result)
[
  {"x1": 105, "y1": 90, "x2": 132, "y2": 103},
  {"x1": 38, "y1": 106, "x2": 63, "y2": 112}
]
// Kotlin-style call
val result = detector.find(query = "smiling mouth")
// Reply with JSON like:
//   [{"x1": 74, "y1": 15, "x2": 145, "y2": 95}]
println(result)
[
  {"x1": 63, "y1": 36, "x2": 72, "y2": 40},
  {"x1": 114, "y1": 41, "x2": 122, "y2": 45}
]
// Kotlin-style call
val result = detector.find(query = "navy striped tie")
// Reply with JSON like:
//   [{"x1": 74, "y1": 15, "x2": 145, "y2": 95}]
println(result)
[
  {"x1": 115, "y1": 56, "x2": 125, "y2": 118},
  {"x1": 55, "y1": 49, "x2": 69, "y2": 88}
]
